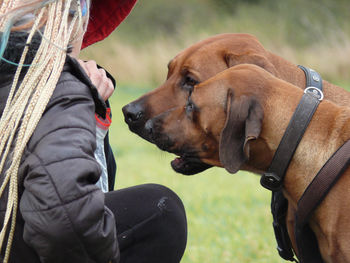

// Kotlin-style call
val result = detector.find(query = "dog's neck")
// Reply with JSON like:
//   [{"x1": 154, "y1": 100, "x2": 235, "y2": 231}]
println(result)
[
  {"x1": 284, "y1": 104, "x2": 350, "y2": 206},
  {"x1": 267, "y1": 52, "x2": 350, "y2": 108},
  {"x1": 245, "y1": 85, "x2": 350, "y2": 207}
]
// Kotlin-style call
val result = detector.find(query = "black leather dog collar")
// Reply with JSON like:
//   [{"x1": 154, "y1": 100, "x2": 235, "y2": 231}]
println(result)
[
  {"x1": 298, "y1": 65, "x2": 323, "y2": 91},
  {"x1": 260, "y1": 66, "x2": 323, "y2": 191}
]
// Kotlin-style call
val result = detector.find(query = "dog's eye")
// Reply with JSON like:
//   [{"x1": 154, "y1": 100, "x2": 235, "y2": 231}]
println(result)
[
  {"x1": 183, "y1": 76, "x2": 197, "y2": 92},
  {"x1": 185, "y1": 76, "x2": 197, "y2": 86}
]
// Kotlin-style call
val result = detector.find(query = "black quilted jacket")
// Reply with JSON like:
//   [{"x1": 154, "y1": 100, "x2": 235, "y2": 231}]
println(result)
[{"x1": 0, "y1": 56, "x2": 119, "y2": 263}]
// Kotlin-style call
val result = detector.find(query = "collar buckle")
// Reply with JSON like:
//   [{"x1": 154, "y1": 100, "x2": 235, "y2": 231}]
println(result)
[
  {"x1": 304, "y1": 87, "x2": 324, "y2": 101},
  {"x1": 260, "y1": 172, "x2": 282, "y2": 191}
]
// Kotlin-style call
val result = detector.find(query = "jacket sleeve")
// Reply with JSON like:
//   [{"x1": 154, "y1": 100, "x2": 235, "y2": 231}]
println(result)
[{"x1": 19, "y1": 75, "x2": 119, "y2": 263}]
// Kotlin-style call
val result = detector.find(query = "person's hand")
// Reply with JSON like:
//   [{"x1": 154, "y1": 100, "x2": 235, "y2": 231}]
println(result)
[{"x1": 78, "y1": 60, "x2": 114, "y2": 101}]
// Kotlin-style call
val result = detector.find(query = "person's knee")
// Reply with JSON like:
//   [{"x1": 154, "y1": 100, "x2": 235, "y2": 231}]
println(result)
[
  {"x1": 111, "y1": 183, "x2": 187, "y2": 262},
  {"x1": 143, "y1": 184, "x2": 185, "y2": 212},
  {"x1": 147, "y1": 184, "x2": 187, "y2": 247}
]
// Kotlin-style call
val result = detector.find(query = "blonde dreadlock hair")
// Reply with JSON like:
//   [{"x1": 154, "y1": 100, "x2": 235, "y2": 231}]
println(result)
[{"x1": 0, "y1": 0, "x2": 90, "y2": 261}]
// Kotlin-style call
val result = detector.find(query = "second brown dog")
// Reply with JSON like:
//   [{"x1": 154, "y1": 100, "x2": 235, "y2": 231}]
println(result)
[{"x1": 138, "y1": 64, "x2": 350, "y2": 262}]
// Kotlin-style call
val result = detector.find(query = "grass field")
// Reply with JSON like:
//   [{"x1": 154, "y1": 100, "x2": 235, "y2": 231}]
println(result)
[{"x1": 108, "y1": 85, "x2": 281, "y2": 263}]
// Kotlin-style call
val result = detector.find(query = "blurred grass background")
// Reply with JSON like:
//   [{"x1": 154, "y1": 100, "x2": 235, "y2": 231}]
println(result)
[{"x1": 81, "y1": 0, "x2": 350, "y2": 262}]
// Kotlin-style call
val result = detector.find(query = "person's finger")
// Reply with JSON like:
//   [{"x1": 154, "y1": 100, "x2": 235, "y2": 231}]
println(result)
[
  {"x1": 102, "y1": 77, "x2": 114, "y2": 101},
  {"x1": 84, "y1": 60, "x2": 99, "y2": 82},
  {"x1": 97, "y1": 75, "x2": 114, "y2": 101},
  {"x1": 85, "y1": 60, "x2": 97, "y2": 70},
  {"x1": 95, "y1": 69, "x2": 108, "y2": 98},
  {"x1": 86, "y1": 62, "x2": 103, "y2": 87},
  {"x1": 76, "y1": 60, "x2": 114, "y2": 100},
  {"x1": 108, "y1": 78, "x2": 114, "y2": 92},
  {"x1": 98, "y1": 68, "x2": 107, "y2": 78}
]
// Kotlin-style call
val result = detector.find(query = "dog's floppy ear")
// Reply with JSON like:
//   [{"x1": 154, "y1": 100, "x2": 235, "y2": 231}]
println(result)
[
  {"x1": 224, "y1": 52, "x2": 277, "y2": 75},
  {"x1": 219, "y1": 90, "x2": 263, "y2": 173}
]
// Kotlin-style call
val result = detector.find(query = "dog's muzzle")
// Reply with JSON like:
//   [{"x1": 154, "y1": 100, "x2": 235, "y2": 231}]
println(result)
[{"x1": 122, "y1": 101, "x2": 151, "y2": 141}]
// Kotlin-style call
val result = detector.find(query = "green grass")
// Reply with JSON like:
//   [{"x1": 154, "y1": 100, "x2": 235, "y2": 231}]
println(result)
[{"x1": 109, "y1": 85, "x2": 282, "y2": 262}]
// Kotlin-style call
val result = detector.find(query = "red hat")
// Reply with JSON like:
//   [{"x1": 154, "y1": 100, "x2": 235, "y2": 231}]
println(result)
[{"x1": 82, "y1": 0, "x2": 137, "y2": 49}]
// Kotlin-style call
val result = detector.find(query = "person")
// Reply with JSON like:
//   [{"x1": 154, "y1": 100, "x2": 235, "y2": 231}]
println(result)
[{"x1": 0, "y1": 1, "x2": 187, "y2": 263}]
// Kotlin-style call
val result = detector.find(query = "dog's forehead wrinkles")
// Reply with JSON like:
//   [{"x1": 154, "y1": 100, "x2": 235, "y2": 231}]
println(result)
[
  {"x1": 180, "y1": 67, "x2": 200, "y2": 79},
  {"x1": 176, "y1": 39, "x2": 226, "y2": 69},
  {"x1": 168, "y1": 37, "x2": 241, "y2": 81}
]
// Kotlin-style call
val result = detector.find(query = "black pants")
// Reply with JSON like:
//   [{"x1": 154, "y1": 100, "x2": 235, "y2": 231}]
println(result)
[
  {"x1": 105, "y1": 184, "x2": 187, "y2": 263},
  {"x1": 10, "y1": 184, "x2": 187, "y2": 263}
]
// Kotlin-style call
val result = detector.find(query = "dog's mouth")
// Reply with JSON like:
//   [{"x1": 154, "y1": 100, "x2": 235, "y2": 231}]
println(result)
[{"x1": 171, "y1": 154, "x2": 212, "y2": 175}]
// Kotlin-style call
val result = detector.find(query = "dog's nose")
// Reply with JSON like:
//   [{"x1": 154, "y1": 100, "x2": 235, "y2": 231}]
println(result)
[{"x1": 122, "y1": 102, "x2": 145, "y2": 125}]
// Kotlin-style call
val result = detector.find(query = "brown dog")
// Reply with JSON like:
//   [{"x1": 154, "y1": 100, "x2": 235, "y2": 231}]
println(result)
[
  {"x1": 135, "y1": 64, "x2": 350, "y2": 262},
  {"x1": 122, "y1": 33, "x2": 350, "y2": 261},
  {"x1": 122, "y1": 32, "x2": 350, "y2": 173}
]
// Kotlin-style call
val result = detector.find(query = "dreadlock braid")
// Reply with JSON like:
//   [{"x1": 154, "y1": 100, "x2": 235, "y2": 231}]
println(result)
[{"x1": 0, "y1": 1, "x2": 88, "y2": 262}]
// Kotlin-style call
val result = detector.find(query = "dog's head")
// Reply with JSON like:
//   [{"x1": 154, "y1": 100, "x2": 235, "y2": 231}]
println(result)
[
  {"x1": 148, "y1": 64, "x2": 270, "y2": 175},
  {"x1": 122, "y1": 34, "x2": 277, "y2": 174}
]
